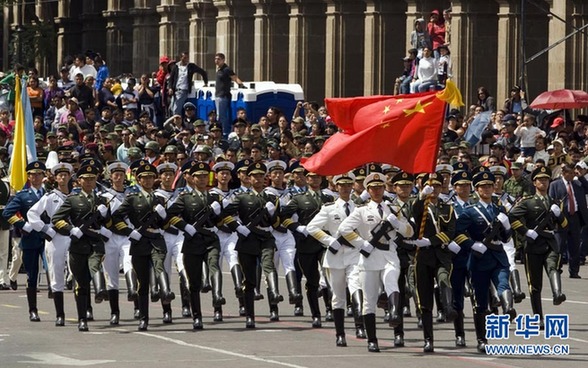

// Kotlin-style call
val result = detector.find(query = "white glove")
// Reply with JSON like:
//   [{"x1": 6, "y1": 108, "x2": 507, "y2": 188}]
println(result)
[
  {"x1": 359, "y1": 190, "x2": 370, "y2": 201},
  {"x1": 210, "y1": 201, "x2": 221, "y2": 216},
  {"x1": 22, "y1": 222, "x2": 33, "y2": 233},
  {"x1": 45, "y1": 227, "x2": 56, "y2": 239},
  {"x1": 526, "y1": 229, "x2": 538, "y2": 240},
  {"x1": 328, "y1": 238, "x2": 342, "y2": 254},
  {"x1": 97, "y1": 204, "x2": 108, "y2": 218},
  {"x1": 550, "y1": 204, "x2": 561, "y2": 217},
  {"x1": 414, "y1": 238, "x2": 431, "y2": 248},
  {"x1": 448, "y1": 241, "x2": 461, "y2": 254},
  {"x1": 296, "y1": 225, "x2": 309, "y2": 236},
  {"x1": 99, "y1": 227, "x2": 112, "y2": 238},
  {"x1": 236, "y1": 225, "x2": 251, "y2": 237},
  {"x1": 421, "y1": 185, "x2": 434, "y2": 196},
  {"x1": 70, "y1": 227, "x2": 83, "y2": 239},
  {"x1": 129, "y1": 229, "x2": 142, "y2": 241},
  {"x1": 184, "y1": 224, "x2": 196, "y2": 237},
  {"x1": 209, "y1": 226, "x2": 218, "y2": 233},
  {"x1": 386, "y1": 213, "x2": 401, "y2": 229},
  {"x1": 265, "y1": 202, "x2": 276, "y2": 216},
  {"x1": 360, "y1": 241, "x2": 374, "y2": 257},
  {"x1": 471, "y1": 242, "x2": 487, "y2": 254},
  {"x1": 496, "y1": 212, "x2": 511, "y2": 230},
  {"x1": 154, "y1": 204, "x2": 167, "y2": 219}
]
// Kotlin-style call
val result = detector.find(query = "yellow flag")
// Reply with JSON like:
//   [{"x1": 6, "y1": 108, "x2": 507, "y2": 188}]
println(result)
[{"x1": 9, "y1": 76, "x2": 27, "y2": 191}]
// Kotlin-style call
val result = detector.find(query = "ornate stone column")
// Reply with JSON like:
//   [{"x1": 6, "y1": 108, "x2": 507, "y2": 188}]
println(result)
[
  {"x1": 156, "y1": 0, "x2": 190, "y2": 61},
  {"x1": 364, "y1": 0, "x2": 406, "y2": 96},
  {"x1": 285, "y1": 0, "x2": 326, "y2": 102},
  {"x1": 81, "y1": 0, "x2": 107, "y2": 58},
  {"x1": 569, "y1": 0, "x2": 588, "y2": 90},
  {"x1": 103, "y1": 0, "x2": 133, "y2": 77},
  {"x1": 55, "y1": 0, "x2": 83, "y2": 66},
  {"x1": 130, "y1": 0, "x2": 159, "y2": 75},
  {"x1": 495, "y1": 0, "x2": 520, "y2": 103},
  {"x1": 187, "y1": 0, "x2": 217, "y2": 70},
  {"x1": 251, "y1": 0, "x2": 271, "y2": 81}
]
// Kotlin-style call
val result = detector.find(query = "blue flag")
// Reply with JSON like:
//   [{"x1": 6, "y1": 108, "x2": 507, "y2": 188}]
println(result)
[
  {"x1": 21, "y1": 76, "x2": 37, "y2": 161},
  {"x1": 464, "y1": 111, "x2": 492, "y2": 147}
]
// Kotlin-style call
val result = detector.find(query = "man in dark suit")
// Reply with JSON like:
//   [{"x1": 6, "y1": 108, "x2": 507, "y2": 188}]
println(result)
[{"x1": 549, "y1": 163, "x2": 588, "y2": 278}]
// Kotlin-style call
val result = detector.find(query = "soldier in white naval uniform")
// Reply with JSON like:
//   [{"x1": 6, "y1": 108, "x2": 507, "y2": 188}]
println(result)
[
  {"x1": 339, "y1": 173, "x2": 414, "y2": 352},
  {"x1": 307, "y1": 172, "x2": 366, "y2": 347},
  {"x1": 27, "y1": 162, "x2": 73, "y2": 326}
]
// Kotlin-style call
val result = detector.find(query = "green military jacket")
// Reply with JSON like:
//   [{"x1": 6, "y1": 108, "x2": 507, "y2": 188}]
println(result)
[
  {"x1": 166, "y1": 189, "x2": 220, "y2": 255},
  {"x1": 412, "y1": 197, "x2": 456, "y2": 268},
  {"x1": 53, "y1": 191, "x2": 109, "y2": 255},
  {"x1": 509, "y1": 194, "x2": 568, "y2": 254}
]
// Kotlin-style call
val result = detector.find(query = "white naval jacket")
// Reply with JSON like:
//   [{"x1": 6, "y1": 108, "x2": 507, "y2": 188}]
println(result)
[
  {"x1": 307, "y1": 198, "x2": 358, "y2": 269},
  {"x1": 339, "y1": 200, "x2": 413, "y2": 271},
  {"x1": 27, "y1": 189, "x2": 70, "y2": 241}
]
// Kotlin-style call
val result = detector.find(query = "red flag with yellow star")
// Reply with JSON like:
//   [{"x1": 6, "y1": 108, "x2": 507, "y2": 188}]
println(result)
[{"x1": 301, "y1": 81, "x2": 464, "y2": 175}]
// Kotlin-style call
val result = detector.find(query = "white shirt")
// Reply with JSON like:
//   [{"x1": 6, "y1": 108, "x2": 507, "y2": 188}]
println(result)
[
  {"x1": 176, "y1": 64, "x2": 188, "y2": 91},
  {"x1": 513, "y1": 125, "x2": 546, "y2": 148}
]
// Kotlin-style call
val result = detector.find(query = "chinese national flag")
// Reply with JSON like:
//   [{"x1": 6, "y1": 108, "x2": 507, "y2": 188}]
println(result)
[{"x1": 301, "y1": 82, "x2": 463, "y2": 175}]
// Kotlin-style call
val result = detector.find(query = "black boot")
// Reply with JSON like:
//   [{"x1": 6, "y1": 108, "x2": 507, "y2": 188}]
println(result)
[
  {"x1": 238, "y1": 297, "x2": 246, "y2": 316},
  {"x1": 529, "y1": 292, "x2": 543, "y2": 319},
  {"x1": 190, "y1": 291, "x2": 203, "y2": 329},
  {"x1": 285, "y1": 271, "x2": 302, "y2": 304},
  {"x1": 474, "y1": 312, "x2": 488, "y2": 353},
  {"x1": 75, "y1": 289, "x2": 89, "y2": 328},
  {"x1": 26, "y1": 287, "x2": 40, "y2": 322},
  {"x1": 201, "y1": 260, "x2": 212, "y2": 293},
  {"x1": 157, "y1": 271, "x2": 176, "y2": 304},
  {"x1": 244, "y1": 290, "x2": 256, "y2": 328},
  {"x1": 86, "y1": 293, "x2": 94, "y2": 321},
  {"x1": 352, "y1": 290, "x2": 366, "y2": 339},
  {"x1": 108, "y1": 289, "x2": 120, "y2": 325},
  {"x1": 499, "y1": 290, "x2": 517, "y2": 321},
  {"x1": 549, "y1": 271, "x2": 567, "y2": 305},
  {"x1": 92, "y1": 271, "x2": 108, "y2": 304},
  {"x1": 307, "y1": 288, "x2": 321, "y2": 327},
  {"x1": 46, "y1": 272, "x2": 53, "y2": 299},
  {"x1": 162, "y1": 302, "x2": 173, "y2": 323},
  {"x1": 363, "y1": 313, "x2": 380, "y2": 352},
  {"x1": 346, "y1": 288, "x2": 353, "y2": 317},
  {"x1": 421, "y1": 309, "x2": 434, "y2": 352},
  {"x1": 510, "y1": 269, "x2": 526, "y2": 303},
  {"x1": 137, "y1": 291, "x2": 149, "y2": 331},
  {"x1": 125, "y1": 271, "x2": 138, "y2": 302},
  {"x1": 464, "y1": 277, "x2": 473, "y2": 298},
  {"x1": 333, "y1": 308, "x2": 347, "y2": 347},
  {"x1": 214, "y1": 307, "x2": 223, "y2": 322},
  {"x1": 266, "y1": 271, "x2": 284, "y2": 304},
  {"x1": 322, "y1": 287, "x2": 333, "y2": 322},
  {"x1": 149, "y1": 267, "x2": 160, "y2": 302},
  {"x1": 211, "y1": 270, "x2": 226, "y2": 308},
  {"x1": 133, "y1": 299, "x2": 140, "y2": 320},
  {"x1": 179, "y1": 270, "x2": 191, "y2": 317},
  {"x1": 489, "y1": 282, "x2": 501, "y2": 311},
  {"x1": 254, "y1": 264, "x2": 264, "y2": 300},
  {"x1": 440, "y1": 283, "x2": 457, "y2": 322},
  {"x1": 230, "y1": 265, "x2": 245, "y2": 298},
  {"x1": 454, "y1": 310, "x2": 466, "y2": 347},
  {"x1": 269, "y1": 299, "x2": 280, "y2": 322},
  {"x1": 388, "y1": 292, "x2": 401, "y2": 328},
  {"x1": 53, "y1": 291, "x2": 65, "y2": 326},
  {"x1": 434, "y1": 286, "x2": 445, "y2": 322}
]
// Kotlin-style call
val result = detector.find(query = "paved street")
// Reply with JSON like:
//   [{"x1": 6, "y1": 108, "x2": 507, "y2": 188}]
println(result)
[{"x1": 1, "y1": 265, "x2": 586, "y2": 368}]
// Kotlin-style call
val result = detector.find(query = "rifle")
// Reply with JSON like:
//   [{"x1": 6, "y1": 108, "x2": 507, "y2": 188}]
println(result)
[
  {"x1": 78, "y1": 194, "x2": 115, "y2": 241},
  {"x1": 473, "y1": 195, "x2": 522, "y2": 258},
  {"x1": 369, "y1": 203, "x2": 400, "y2": 249},
  {"x1": 533, "y1": 193, "x2": 567, "y2": 238},
  {"x1": 183, "y1": 206, "x2": 214, "y2": 241}
]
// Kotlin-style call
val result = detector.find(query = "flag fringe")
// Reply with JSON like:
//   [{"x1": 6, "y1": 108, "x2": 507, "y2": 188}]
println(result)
[{"x1": 436, "y1": 80, "x2": 464, "y2": 107}]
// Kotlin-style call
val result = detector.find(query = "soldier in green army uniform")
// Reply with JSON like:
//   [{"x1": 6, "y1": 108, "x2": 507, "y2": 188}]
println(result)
[
  {"x1": 282, "y1": 171, "x2": 334, "y2": 327},
  {"x1": 110, "y1": 163, "x2": 175, "y2": 331},
  {"x1": 389, "y1": 171, "x2": 417, "y2": 347},
  {"x1": 503, "y1": 162, "x2": 534, "y2": 199},
  {"x1": 52, "y1": 163, "x2": 112, "y2": 331},
  {"x1": 165, "y1": 161, "x2": 225, "y2": 330},
  {"x1": 509, "y1": 166, "x2": 568, "y2": 326},
  {"x1": 221, "y1": 162, "x2": 283, "y2": 328},
  {"x1": 408, "y1": 172, "x2": 457, "y2": 353}
]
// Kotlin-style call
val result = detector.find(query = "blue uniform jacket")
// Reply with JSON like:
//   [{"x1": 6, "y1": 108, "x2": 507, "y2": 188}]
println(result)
[
  {"x1": 2, "y1": 187, "x2": 45, "y2": 250},
  {"x1": 455, "y1": 201, "x2": 511, "y2": 272}
]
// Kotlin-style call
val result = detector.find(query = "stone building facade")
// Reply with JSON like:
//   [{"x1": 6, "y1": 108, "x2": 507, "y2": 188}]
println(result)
[{"x1": 2, "y1": 0, "x2": 587, "y2": 106}]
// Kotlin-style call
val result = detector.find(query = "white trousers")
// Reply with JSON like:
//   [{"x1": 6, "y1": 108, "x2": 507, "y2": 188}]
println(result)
[
  {"x1": 326, "y1": 264, "x2": 361, "y2": 309},
  {"x1": 359, "y1": 264, "x2": 400, "y2": 314}
]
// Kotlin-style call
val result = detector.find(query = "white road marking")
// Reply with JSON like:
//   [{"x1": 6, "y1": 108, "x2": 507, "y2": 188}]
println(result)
[
  {"x1": 137, "y1": 331, "x2": 310, "y2": 368},
  {"x1": 18, "y1": 352, "x2": 115, "y2": 366}
]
